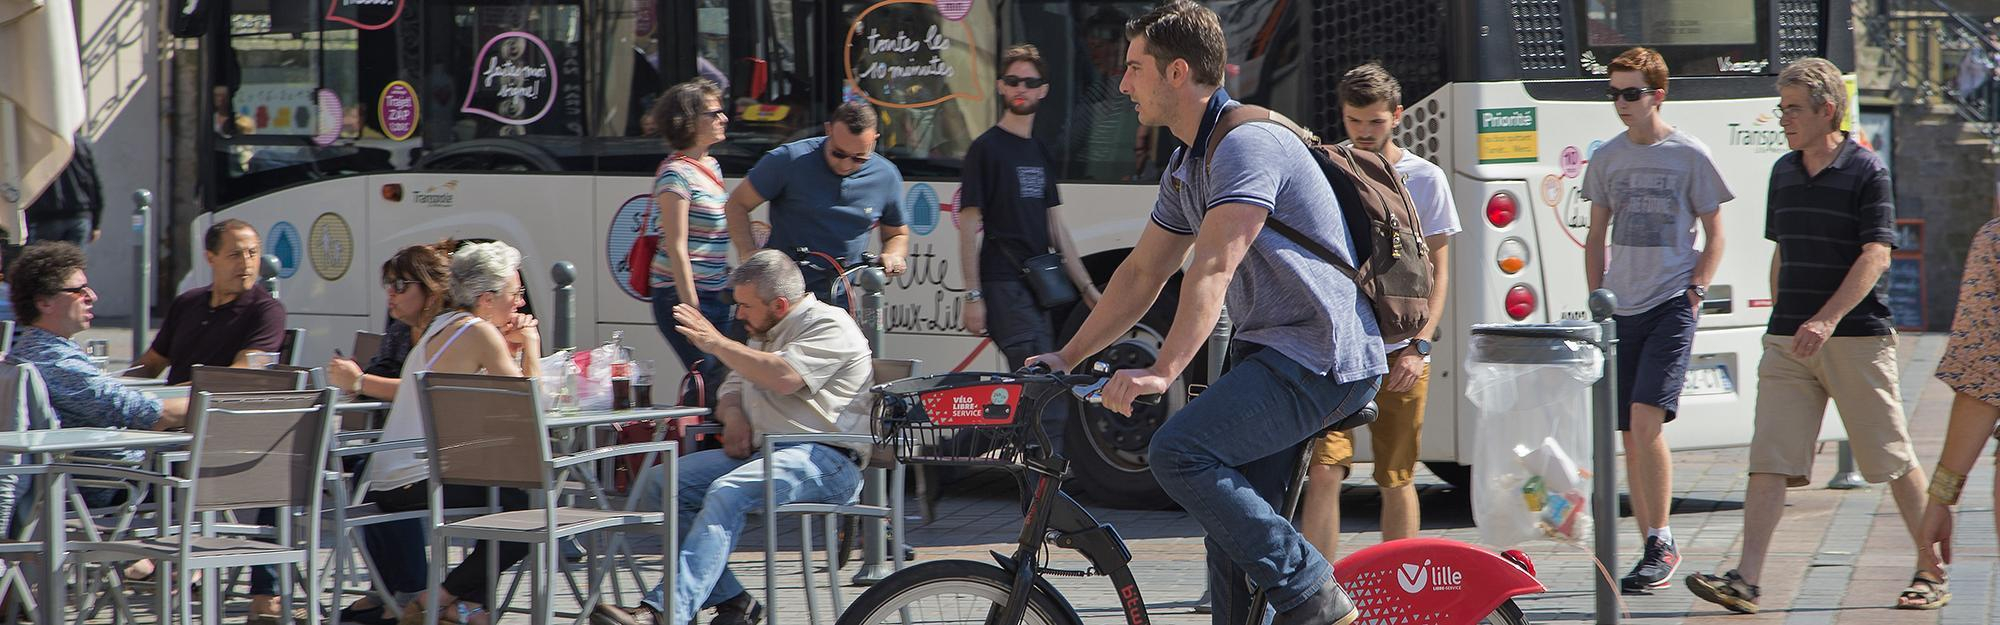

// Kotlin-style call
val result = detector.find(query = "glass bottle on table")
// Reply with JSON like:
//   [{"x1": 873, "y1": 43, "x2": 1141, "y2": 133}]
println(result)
[{"x1": 609, "y1": 330, "x2": 633, "y2": 410}]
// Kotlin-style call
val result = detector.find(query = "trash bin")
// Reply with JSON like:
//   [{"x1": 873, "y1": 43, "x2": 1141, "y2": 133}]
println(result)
[{"x1": 1464, "y1": 321, "x2": 1604, "y2": 547}]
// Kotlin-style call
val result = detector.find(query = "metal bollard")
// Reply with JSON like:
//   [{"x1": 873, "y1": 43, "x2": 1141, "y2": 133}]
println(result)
[
  {"x1": 853, "y1": 264, "x2": 894, "y2": 585},
  {"x1": 551, "y1": 261, "x2": 576, "y2": 352},
  {"x1": 259, "y1": 254, "x2": 281, "y2": 299},
  {"x1": 1588, "y1": 289, "x2": 1621, "y2": 625},
  {"x1": 131, "y1": 190, "x2": 152, "y2": 358},
  {"x1": 1825, "y1": 442, "x2": 1867, "y2": 489}
]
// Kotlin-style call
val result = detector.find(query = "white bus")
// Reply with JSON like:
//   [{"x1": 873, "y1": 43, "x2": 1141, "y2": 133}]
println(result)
[{"x1": 172, "y1": 0, "x2": 1853, "y2": 508}]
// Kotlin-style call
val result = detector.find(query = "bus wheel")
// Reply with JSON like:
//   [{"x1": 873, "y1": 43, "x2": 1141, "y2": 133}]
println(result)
[
  {"x1": 1057, "y1": 299, "x2": 1180, "y2": 511},
  {"x1": 1422, "y1": 461, "x2": 1473, "y2": 490}
]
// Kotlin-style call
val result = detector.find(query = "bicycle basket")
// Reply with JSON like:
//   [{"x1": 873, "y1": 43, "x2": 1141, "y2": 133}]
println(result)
[{"x1": 873, "y1": 372, "x2": 1036, "y2": 466}]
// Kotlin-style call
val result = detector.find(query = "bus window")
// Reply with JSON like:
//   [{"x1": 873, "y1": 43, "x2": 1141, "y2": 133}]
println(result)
[
  {"x1": 1582, "y1": 0, "x2": 1771, "y2": 76},
  {"x1": 1000, "y1": 1, "x2": 1154, "y2": 184},
  {"x1": 837, "y1": 0, "x2": 997, "y2": 178},
  {"x1": 215, "y1": 1, "x2": 389, "y2": 203}
]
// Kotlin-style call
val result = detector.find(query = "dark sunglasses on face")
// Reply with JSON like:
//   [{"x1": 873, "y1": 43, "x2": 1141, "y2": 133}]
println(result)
[
  {"x1": 1605, "y1": 86, "x2": 1659, "y2": 102},
  {"x1": 56, "y1": 285, "x2": 92, "y2": 296},
  {"x1": 828, "y1": 146, "x2": 872, "y2": 164},
  {"x1": 1001, "y1": 75, "x2": 1048, "y2": 88},
  {"x1": 384, "y1": 279, "x2": 420, "y2": 294},
  {"x1": 698, "y1": 108, "x2": 725, "y2": 119}
]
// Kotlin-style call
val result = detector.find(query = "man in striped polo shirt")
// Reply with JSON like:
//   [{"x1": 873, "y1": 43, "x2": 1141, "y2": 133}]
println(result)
[{"x1": 1685, "y1": 57, "x2": 1943, "y2": 614}]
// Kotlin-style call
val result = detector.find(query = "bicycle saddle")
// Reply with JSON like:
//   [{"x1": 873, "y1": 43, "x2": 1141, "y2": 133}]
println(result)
[{"x1": 1322, "y1": 401, "x2": 1378, "y2": 435}]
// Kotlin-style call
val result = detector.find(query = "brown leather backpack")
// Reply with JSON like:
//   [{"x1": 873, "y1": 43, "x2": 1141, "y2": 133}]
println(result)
[{"x1": 1198, "y1": 105, "x2": 1435, "y2": 343}]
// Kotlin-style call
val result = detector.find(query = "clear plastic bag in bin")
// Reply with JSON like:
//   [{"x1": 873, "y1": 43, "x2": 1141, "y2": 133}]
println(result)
[{"x1": 1462, "y1": 322, "x2": 1603, "y2": 547}]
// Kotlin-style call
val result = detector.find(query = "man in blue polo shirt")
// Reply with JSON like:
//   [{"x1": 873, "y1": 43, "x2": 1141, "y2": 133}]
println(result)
[
  {"x1": 1032, "y1": 4, "x2": 1383, "y2": 625},
  {"x1": 724, "y1": 101, "x2": 910, "y2": 301}
]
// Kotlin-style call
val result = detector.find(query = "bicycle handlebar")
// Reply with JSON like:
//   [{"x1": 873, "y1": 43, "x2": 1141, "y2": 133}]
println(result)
[{"x1": 1015, "y1": 362, "x2": 1163, "y2": 408}]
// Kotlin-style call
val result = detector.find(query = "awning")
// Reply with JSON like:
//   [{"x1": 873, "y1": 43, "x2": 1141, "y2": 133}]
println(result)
[{"x1": 0, "y1": 0, "x2": 87, "y2": 244}]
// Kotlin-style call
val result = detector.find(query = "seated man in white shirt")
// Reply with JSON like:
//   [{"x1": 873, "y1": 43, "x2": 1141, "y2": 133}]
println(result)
[{"x1": 593, "y1": 249, "x2": 872, "y2": 625}]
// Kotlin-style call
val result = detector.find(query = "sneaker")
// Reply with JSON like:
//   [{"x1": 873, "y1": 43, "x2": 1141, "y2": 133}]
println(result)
[
  {"x1": 1686, "y1": 569, "x2": 1761, "y2": 614},
  {"x1": 1620, "y1": 536, "x2": 1681, "y2": 593}
]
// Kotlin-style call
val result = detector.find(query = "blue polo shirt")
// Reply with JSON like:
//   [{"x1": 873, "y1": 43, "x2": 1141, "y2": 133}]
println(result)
[{"x1": 746, "y1": 137, "x2": 907, "y2": 264}]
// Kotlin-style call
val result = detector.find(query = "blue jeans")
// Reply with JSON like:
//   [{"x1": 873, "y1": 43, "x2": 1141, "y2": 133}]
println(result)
[
  {"x1": 629, "y1": 444, "x2": 864, "y2": 625},
  {"x1": 651, "y1": 289, "x2": 738, "y2": 407},
  {"x1": 27, "y1": 215, "x2": 90, "y2": 245},
  {"x1": 1148, "y1": 343, "x2": 1379, "y2": 625}
]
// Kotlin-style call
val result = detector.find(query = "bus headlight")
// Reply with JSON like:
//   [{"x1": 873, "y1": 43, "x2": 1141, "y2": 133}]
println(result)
[{"x1": 1496, "y1": 237, "x2": 1529, "y2": 274}]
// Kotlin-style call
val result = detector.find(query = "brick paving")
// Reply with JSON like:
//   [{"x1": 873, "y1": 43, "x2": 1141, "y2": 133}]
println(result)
[{"x1": 57, "y1": 331, "x2": 1995, "y2": 624}]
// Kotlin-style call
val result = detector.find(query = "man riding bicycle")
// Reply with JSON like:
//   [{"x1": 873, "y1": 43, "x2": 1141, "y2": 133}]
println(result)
[{"x1": 1028, "y1": 3, "x2": 1385, "y2": 625}]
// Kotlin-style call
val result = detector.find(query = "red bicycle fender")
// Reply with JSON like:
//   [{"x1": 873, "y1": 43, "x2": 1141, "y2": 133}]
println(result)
[{"x1": 1332, "y1": 537, "x2": 1545, "y2": 624}]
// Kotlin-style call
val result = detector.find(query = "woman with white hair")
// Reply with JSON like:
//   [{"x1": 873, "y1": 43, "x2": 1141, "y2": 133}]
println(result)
[{"x1": 345, "y1": 241, "x2": 542, "y2": 625}]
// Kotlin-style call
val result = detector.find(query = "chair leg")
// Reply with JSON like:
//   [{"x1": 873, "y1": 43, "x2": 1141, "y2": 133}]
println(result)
[
  {"x1": 800, "y1": 515, "x2": 820, "y2": 625},
  {"x1": 823, "y1": 514, "x2": 844, "y2": 611}
]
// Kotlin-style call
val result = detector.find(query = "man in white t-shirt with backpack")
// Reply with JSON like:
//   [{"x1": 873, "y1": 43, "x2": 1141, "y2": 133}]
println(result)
[{"x1": 1301, "y1": 62, "x2": 1460, "y2": 561}]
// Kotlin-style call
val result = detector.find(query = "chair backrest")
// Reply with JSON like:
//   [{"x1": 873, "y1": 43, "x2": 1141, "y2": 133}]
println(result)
[
  {"x1": 185, "y1": 388, "x2": 337, "y2": 511},
  {"x1": 267, "y1": 364, "x2": 327, "y2": 390},
  {"x1": 0, "y1": 319, "x2": 14, "y2": 358},
  {"x1": 278, "y1": 328, "x2": 306, "y2": 366},
  {"x1": 0, "y1": 361, "x2": 58, "y2": 538},
  {"x1": 351, "y1": 331, "x2": 386, "y2": 367},
  {"x1": 190, "y1": 364, "x2": 308, "y2": 394},
  {"x1": 872, "y1": 358, "x2": 920, "y2": 384},
  {"x1": 415, "y1": 371, "x2": 551, "y2": 491}
]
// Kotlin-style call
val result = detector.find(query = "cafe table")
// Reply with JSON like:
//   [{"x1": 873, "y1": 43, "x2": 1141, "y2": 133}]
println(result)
[{"x1": 0, "y1": 429, "x2": 194, "y2": 625}]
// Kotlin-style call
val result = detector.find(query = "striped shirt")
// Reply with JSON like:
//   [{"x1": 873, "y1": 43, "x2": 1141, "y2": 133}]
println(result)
[
  {"x1": 1764, "y1": 134, "x2": 1897, "y2": 337},
  {"x1": 651, "y1": 155, "x2": 731, "y2": 293}
]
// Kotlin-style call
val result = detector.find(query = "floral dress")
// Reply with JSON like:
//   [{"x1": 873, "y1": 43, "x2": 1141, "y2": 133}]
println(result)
[{"x1": 1936, "y1": 217, "x2": 2000, "y2": 415}]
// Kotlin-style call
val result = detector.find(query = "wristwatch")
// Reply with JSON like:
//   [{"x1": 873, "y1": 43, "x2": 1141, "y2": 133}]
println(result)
[
  {"x1": 965, "y1": 289, "x2": 984, "y2": 302},
  {"x1": 1687, "y1": 284, "x2": 1709, "y2": 299},
  {"x1": 1406, "y1": 338, "x2": 1432, "y2": 357}
]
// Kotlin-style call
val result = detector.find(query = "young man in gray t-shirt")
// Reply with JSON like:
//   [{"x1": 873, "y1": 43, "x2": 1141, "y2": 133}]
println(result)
[
  {"x1": 1581, "y1": 47, "x2": 1731, "y2": 594},
  {"x1": 1031, "y1": 4, "x2": 1383, "y2": 625}
]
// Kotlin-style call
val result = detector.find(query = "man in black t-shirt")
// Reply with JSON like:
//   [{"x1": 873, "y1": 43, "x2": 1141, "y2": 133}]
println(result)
[
  {"x1": 958, "y1": 44, "x2": 1098, "y2": 448},
  {"x1": 1686, "y1": 58, "x2": 1937, "y2": 614}
]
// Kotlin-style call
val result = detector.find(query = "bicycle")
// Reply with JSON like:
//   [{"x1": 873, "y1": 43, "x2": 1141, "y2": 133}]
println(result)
[{"x1": 838, "y1": 353, "x2": 1545, "y2": 625}]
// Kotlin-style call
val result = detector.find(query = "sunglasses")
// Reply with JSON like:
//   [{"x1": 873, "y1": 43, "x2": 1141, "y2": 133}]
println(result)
[
  {"x1": 698, "y1": 108, "x2": 726, "y2": 119},
  {"x1": 56, "y1": 284, "x2": 92, "y2": 296},
  {"x1": 828, "y1": 146, "x2": 872, "y2": 164},
  {"x1": 1001, "y1": 75, "x2": 1048, "y2": 88},
  {"x1": 383, "y1": 279, "x2": 420, "y2": 294},
  {"x1": 1605, "y1": 86, "x2": 1660, "y2": 102}
]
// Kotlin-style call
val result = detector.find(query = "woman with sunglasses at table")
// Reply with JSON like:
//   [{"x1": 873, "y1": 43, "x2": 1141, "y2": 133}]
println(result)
[
  {"x1": 349, "y1": 241, "x2": 541, "y2": 625},
  {"x1": 328, "y1": 241, "x2": 456, "y2": 403},
  {"x1": 645, "y1": 79, "x2": 741, "y2": 407}
]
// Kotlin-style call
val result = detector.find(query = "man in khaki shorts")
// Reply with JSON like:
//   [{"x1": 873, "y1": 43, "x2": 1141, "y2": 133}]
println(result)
[
  {"x1": 1300, "y1": 63, "x2": 1459, "y2": 559},
  {"x1": 1684, "y1": 57, "x2": 1943, "y2": 614}
]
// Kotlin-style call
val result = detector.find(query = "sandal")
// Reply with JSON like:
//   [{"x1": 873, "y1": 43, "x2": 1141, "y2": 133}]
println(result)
[
  {"x1": 340, "y1": 599, "x2": 400, "y2": 625},
  {"x1": 1896, "y1": 572, "x2": 1950, "y2": 610},
  {"x1": 397, "y1": 600, "x2": 488, "y2": 625}
]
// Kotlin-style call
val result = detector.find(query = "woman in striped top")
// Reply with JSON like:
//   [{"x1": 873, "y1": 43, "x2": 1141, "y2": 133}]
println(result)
[{"x1": 647, "y1": 79, "x2": 737, "y2": 406}]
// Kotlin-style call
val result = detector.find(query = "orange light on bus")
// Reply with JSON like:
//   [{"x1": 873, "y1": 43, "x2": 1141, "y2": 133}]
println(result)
[
  {"x1": 1486, "y1": 191, "x2": 1518, "y2": 228},
  {"x1": 1496, "y1": 238, "x2": 1530, "y2": 274},
  {"x1": 1506, "y1": 284, "x2": 1536, "y2": 320}
]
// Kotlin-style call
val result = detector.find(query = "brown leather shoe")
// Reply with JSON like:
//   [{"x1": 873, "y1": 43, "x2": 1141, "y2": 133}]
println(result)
[{"x1": 589, "y1": 604, "x2": 663, "y2": 625}]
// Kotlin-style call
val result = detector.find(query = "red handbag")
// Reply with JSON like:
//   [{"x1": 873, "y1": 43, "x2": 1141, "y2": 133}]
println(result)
[{"x1": 629, "y1": 155, "x2": 725, "y2": 299}]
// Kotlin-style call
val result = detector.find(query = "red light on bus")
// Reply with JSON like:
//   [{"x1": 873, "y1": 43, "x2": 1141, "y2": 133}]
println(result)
[
  {"x1": 1506, "y1": 284, "x2": 1536, "y2": 320},
  {"x1": 1486, "y1": 192, "x2": 1518, "y2": 228}
]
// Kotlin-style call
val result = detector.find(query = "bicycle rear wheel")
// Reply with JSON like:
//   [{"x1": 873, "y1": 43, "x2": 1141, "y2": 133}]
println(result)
[{"x1": 836, "y1": 560, "x2": 1085, "y2": 625}]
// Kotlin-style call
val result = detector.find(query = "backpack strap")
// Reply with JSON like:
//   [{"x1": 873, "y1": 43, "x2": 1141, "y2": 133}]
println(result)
[{"x1": 1190, "y1": 105, "x2": 1360, "y2": 278}]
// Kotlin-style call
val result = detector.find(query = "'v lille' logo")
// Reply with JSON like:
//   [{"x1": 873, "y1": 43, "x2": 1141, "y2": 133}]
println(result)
[{"x1": 1397, "y1": 561, "x2": 1429, "y2": 594}]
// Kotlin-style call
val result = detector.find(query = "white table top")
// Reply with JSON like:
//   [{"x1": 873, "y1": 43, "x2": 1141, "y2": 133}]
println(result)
[
  {"x1": 0, "y1": 428, "x2": 193, "y2": 454},
  {"x1": 544, "y1": 406, "x2": 709, "y2": 430}
]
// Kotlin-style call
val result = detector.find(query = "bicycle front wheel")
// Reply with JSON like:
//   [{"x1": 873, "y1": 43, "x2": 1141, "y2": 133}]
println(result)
[{"x1": 836, "y1": 560, "x2": 1085, "y2": 625}]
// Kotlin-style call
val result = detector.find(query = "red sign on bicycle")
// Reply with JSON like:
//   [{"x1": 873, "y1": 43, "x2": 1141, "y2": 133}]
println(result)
[{"x1": 918, "y1": 383, "x2": 1021, "y2": 426}]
